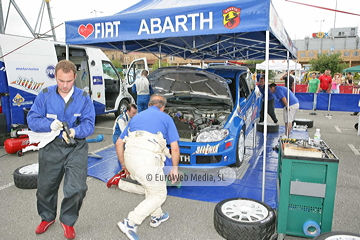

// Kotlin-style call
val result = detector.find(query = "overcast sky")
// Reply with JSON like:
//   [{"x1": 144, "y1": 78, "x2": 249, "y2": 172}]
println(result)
[{"x1": 2, "y1": 0, "x2": 359, "y2": 43}]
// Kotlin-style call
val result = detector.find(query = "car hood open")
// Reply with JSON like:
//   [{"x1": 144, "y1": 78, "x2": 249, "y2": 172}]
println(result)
[{"x1": 148, "y1": 67, "x2": 233, "y2": 107}]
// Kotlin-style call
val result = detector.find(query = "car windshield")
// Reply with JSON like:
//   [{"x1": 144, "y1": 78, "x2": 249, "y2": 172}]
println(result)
[{"x1": 166, "y1": 96, "x2": 227, "y2": 106}]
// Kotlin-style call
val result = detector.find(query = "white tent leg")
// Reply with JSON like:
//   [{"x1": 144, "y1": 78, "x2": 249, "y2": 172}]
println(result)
[{"x1": 261, "y1": 30, "x2": 270, "y2": 202}]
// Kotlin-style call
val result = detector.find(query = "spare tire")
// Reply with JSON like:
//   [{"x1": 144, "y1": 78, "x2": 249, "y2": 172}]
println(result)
[
  {"x1": 257, "y1": 122, "x2": 279, "y2": 133},
  {"x1": 314, "y1": 231, "x2": 360, "y2": 239},
  {"x1": 214, "y1": 198, "x2": 276, "y2": 240},
  {"x1": 13, "y1": 163, "x2": 38, "y2": 189},
  {"x1": 293, "y1": 118, "x2": 314, "y2": 128}
]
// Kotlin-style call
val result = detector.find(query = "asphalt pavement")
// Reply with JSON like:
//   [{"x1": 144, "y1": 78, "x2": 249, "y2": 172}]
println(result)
[{"x1": 0, "y1": 109, "x2": 359, "y2": 240}]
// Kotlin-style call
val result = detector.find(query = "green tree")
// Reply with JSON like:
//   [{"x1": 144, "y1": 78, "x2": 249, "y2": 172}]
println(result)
[
  {"x1": 151, "y1": 60, "x2": 172, "y2": 71},
  {"x1": 111, "y1": 59, "x2": 124, "y2": 77},
  {"x1": 244, "y1": 60, "x2": 263, "y2": 73},
  {"x1": 309, "y1": 53, "x2": 347, "y2": 74},
  {"x1": 111, "y1": 59, "x2": 122, "y2": 69}
]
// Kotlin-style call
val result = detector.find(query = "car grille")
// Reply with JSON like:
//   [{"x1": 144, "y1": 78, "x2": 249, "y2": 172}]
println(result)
[{"x1": 196, "y1": 155, "x2": 222, "y2": 164}]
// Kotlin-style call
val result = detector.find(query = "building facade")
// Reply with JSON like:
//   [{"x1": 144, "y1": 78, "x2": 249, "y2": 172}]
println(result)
[{"x1": 295, "y1": 27, "x2": 360, "y2": 68}]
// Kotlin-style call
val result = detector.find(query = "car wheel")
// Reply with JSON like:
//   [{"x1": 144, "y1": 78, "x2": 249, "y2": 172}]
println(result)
[
  {"x1": 257, "y1": 122, "x2": 279, "y2": 133},
  {"x1": 13, "y1": 163, "x2": 38, "y2": 189},
  {"x1": 355, "y1": 123, "x2": 358, "y2": 130},
  {"x1": 314, "y1": 231, "x2": 360, "y2": 240},
  {"x1": 115, "y1": 99, "x2": 129, "y2": 118},
  {"x1": 233, "y1": 129, "x2": 245, "y2": 167},
  {"x1": 293, "y1": 118, "x2": 314, "y2": 128},
  {"x1": 214, "y1": 198, "x2": 276, "y2": 240}
]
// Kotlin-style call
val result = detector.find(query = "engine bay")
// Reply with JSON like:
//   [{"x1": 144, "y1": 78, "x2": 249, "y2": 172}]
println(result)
[{"x1": 165, "y1": 106, "x2": 231, "y2": 142}]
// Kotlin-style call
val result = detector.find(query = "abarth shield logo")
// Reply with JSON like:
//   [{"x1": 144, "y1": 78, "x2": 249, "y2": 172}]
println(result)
[{"x1": 223, "y1": 7, "x2": 241, "y2": 29}]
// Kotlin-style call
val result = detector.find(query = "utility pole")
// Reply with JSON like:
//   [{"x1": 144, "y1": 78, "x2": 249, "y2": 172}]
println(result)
[
  {"x1": 0, "y1": 0, "x2": 5, "y2": 33},
  {"x1": 90, "y1": 9, "x2": 103, "y2": 17},
  {"x1": 0, "y1": 0, "x2": 57, "y2": 40},
  {"x1": 316, "y1": 19, "x2": 325, "y2": 52}
]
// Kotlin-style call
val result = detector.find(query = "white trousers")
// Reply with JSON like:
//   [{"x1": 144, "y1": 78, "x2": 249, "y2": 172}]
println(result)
[{"x1": 121, "y1": 131, "x2": 168, "y2": 225}]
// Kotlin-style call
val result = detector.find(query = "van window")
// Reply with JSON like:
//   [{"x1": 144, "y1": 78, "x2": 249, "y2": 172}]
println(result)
[{"x1": 102, "y1": 62, "x2": 120, "y2": 81}]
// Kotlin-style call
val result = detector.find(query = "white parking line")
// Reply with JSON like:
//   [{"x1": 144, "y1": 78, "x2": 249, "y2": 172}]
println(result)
[
  {"x1": 95, "y1": 126, "x2": 112, "y2": 130},
  {"x1": 0, "y1": 182, "x2": 14, "y2": 191},
  {"x1": 92, "y1": 144, "x2": 113, "y2": 153},
  {"x1": 348, "y1": 144, "x2": 360, "y2": 155},
  {"x1": 334, "y1": 126, "x2": 342, "y2": 133}
]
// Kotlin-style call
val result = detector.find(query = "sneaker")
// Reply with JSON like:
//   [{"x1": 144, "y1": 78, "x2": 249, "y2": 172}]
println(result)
[
  {"x1": 117, "y1": 218, "x2": 139, "y2": 240},
  {"x1": 60, "y1": 222, "x2": 75, "y2": 239},
  {"x1": 35, "y1": 220, "x2": 55, "y2": 234},
  {"x1": 107, "y1": 169, "x2": 127, "y2": 188},
  {"x1": 350, "y1": 113, "x2": 358, "y2": 116},
  {"x1": 150, "y1": 212, "x2": 169, "y2": 228}
]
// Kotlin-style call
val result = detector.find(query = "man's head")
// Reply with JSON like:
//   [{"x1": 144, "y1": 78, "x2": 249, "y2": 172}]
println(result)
[
  {"x1": 148, "y1": 94, "x2": 167, "y2": 111},
  {"x1": 259, "y1": 76, "x2": 265, "y2": 87},
  {"x1": 347, "y1": 72, "x2": 352, "y2": 76},
  {"x1": 126, "y1": 103, "x2": 137, "y2": 118},
  {"x1": 269, "y1": 83, "x2": 277, "y2": 93},
  {"x1": 55, "y1": 60, "x2": 77, "y2": 95},
  {"x1": 325, "y1": 69, "x2": 331, "y2": 75},
  {"x1": 311, "y1": 73, "x2": 316, "y2": 78},
  {"x1": 141, "y1": 70, "x2": 149, "y2": 77}
]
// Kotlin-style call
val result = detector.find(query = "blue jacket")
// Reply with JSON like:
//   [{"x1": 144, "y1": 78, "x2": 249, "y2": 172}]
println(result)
[
  {"x1": 27, "y1": 85, "x2": 95, "y2": 139},
  {"x1": 112, "y1": 112, "x2": 130, "y2": 144}
]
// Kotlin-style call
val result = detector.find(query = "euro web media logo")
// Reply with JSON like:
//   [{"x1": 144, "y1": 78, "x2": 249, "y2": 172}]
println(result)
[{"x1": 138, "y1": 166, "x2": 237, "y2": 187}]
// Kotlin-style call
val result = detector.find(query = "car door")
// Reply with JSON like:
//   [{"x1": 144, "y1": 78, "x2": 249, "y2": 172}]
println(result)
[{"x1": 125, "y1": 58, "x2": 148, "y2": 102}]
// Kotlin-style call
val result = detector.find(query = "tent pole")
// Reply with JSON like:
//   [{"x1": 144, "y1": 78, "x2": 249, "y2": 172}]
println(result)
[
  {"x1": 261, "y1": 30, "x2": 270, "y2": 202},
  {"x1": 286, "y1": 51, "x2": 290, "y2": 136},
  {"x1": 159, "y1": 44, "x2": 162, "y2": 68},
  {"x1": 66, "y1": 45, "x2": 69, "y2": 60}
]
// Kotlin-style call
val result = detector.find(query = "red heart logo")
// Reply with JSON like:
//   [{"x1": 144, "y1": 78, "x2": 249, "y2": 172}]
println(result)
[{"x1": 78, "y1": 24, "x2": 94, "y2": 39}]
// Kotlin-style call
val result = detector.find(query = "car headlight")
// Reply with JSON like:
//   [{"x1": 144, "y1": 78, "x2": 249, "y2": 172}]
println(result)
[{"x1": 196, "y1": 129, "x2": 229, "y2": 143}]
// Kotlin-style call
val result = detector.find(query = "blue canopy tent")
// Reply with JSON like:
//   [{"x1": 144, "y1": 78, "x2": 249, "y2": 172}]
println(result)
[
  {"x1": 65, "y1": 0, "x2": 297, "y2": 61},
  {"x1": 65, "y1": 0, "x2": 298, "y2": 203}
]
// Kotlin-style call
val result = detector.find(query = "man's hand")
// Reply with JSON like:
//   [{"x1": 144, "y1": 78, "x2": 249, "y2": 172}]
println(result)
[
  {"x1": 168, "y1": 166, "x2": 179, "y2": 184},
  {"x1": 62, "y1": 128, "x2": 75, "y2": 144},
  {"x1": 50, "y1": 119, "x2": 63, "y2": 131}
]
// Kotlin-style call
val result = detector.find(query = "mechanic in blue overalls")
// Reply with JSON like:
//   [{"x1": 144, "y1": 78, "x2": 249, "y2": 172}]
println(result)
[
  {"x1": 132, "y1": 70, "x2": 154, "y2": 112},
  {"x1": 106, "y1": 103, "x2": 138, "y2": 188},
  {"x1": 116, "y1": 94, "x2": 180, "y2": 240},
  {"x1": 27, "y1": 60, "x2": 95, "y2": 240},
  {"x1": 112, "y1": 103, "x2": 138, "y2": 144}
]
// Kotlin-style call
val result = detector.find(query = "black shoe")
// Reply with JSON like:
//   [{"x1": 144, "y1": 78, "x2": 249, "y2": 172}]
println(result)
[{"x1": 350, "y1": 113, "x2": 358, "y2": 116}]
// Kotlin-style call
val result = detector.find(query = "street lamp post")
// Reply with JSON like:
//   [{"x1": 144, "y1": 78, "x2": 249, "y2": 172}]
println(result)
[
  {"x1": 90, "y1": 10, "x2": 103, "y2": 17},
  {"x1": 315, "y1": 19, "x2": 325, "y2": 52}
]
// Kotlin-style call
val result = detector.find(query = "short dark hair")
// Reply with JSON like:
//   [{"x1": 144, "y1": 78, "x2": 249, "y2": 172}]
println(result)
[
  {"x1": 127, "y1": 103, "x2": 137, "y2": 111},
  {"x1": 269, "y1": 83, "x2": 277, "y2": 88},
  {"x1": 55, "y1": 60, "x2": 76, "y2": 76},
  {"x1": 260, "y1": 76, "x2": 265, "y2": 80},
  {"x1": 141, "y1": 70, "x2": 149, "y2": 76}
]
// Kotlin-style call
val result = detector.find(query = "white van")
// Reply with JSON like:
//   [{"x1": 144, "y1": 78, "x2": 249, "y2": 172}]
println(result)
[{"x1": 0, "y1": 33, "x2": 135, "y2": 135}]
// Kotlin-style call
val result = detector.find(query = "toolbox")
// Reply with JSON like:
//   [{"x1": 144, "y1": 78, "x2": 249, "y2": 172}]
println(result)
[{"x1": 276, "y1": 138, "x2": 339, "y2": 239}]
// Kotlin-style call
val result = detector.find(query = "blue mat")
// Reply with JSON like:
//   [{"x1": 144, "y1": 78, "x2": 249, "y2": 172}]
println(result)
[{"x1": 87, "y1": 127, "x2": 308, "y2": 208}]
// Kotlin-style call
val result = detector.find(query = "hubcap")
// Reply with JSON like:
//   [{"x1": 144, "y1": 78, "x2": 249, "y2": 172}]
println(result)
[
  {"x1": 323, "y1": 236, "x2": 360, "y2": 240},
  {"x1": 237, "y1": 131, "x2": 245, "y2": 163},
  {"x1": 19, "y1": 163, "x2": 38, "y2": 175},
  {"x1": 221, "y1": 199, "x2": 269, "y2": 222}
]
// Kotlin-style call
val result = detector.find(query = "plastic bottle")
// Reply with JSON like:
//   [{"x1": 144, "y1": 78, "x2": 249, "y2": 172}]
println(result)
[{"x1": 314, "y1": 129, "x2": 321, "y2": 145}]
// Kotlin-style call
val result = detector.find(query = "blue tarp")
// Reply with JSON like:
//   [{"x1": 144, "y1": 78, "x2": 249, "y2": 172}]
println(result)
[{"x1": 65, "y1": 0, "x2": 297, "y2": 60}]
